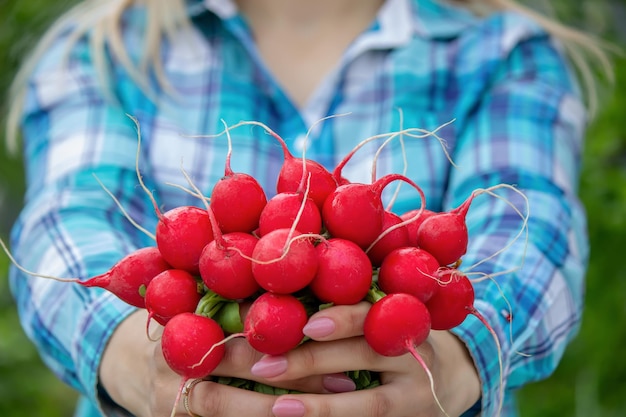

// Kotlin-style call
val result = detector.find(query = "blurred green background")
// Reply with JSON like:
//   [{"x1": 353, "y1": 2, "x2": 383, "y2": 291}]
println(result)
[{"x1": 0, "y1": 1, "x2": 625, "y2": 416}]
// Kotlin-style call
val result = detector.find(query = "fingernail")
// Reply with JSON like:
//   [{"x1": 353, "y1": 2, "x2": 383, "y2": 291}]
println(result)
[
  {"x1": 272, "y1": 398, "x2": 305, "y2": 417},
  {"x1": 322, "y1": 373, "x2": 357, "y2": 393},
  {"x1": 251, "y1": 355, "x2": 288, "y2": 378},
  {"x1": 302, "y1": 317, "x2": 335, "y2": 339}
]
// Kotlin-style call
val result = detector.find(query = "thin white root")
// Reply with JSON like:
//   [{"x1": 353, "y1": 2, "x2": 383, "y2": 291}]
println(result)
[
  {"x1": 169, "y1": 377, "x2": 189, "y2": 417},
  {"x1": 300, "y1": 112, "x2": 351, "y2": 161},
  {"x1": 463, "y1": 184, "x2": 530, "y2": 275},
  {"x1": 181, "y1": 119, "x2": 282, "y2": 142},
  {"x1": 471, "y1": 308, "x2": 505, "y2": 417},
  {"x1": 406, "y1": 343, "x2": 450, "y2": 417},
  {"x1": 164, "y1": 182, "x2": 211, "y2": 203},
  {"x1": 385, "y1": 107, "x2": 408, "y2": 211},
  {"x1": 126, "y1": 114, "x2": 163, "y2": 218},
  {"x1": 0, "y1": 237, "x2": 78, "y2": 283},
  {"x1": 226, "y1": 232, "x2": 323, "y2": 266},
  {"x1": 465, "y1": 270, "x2": 532, "y2": 358},
  {"x1": 93, "y1": 174, "x2": 156, "y2": 241},
  {"x1": 223, "y1": 118, "x2": 234, "y2": 168},
  {"x1": 285, "y1": 172, "x2": 313, "y2": 247},
  {"x1": 365, "y1": 206, "x2": 425, "y2": 254},
  {"x1": 179, "y1": 164, "x2": 211, "y2": 212},
  {"x1": 372, "y1": 118, "x2": 457, "y2": 183},
  {"x1": 364, "y1": 175, "x2": 427, "y2": 254},
  {"x1": 191, "y1": 333, "x2": 241, "y2": 369}
]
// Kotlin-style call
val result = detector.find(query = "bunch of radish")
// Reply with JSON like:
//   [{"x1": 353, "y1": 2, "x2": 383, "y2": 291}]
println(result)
[{"x1": 2, "y1": 118, "x2": 526, "y2": 417}]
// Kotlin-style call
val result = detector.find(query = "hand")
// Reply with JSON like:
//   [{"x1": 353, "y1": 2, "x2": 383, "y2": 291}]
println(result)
[
  {"x1": 250, "y1": 302, "x2": 482, "y2": 417},
  {"x1": 99, "y1": 309, "x2": 358, "y2": 417},
  {"x1": 100, "y1": 309, "x2": 185, "y2": 417}
]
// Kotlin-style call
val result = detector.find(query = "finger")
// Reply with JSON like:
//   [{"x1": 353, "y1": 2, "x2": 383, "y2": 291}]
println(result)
[
  {"x1": 302, "y1": 301, "x2": 371, "y2": 341},
  {"x1": 254, "y1": 335, "x2": 439, "y2": 386},
  {"x1": 213, "y1": 337, "x2": 263, "y2": 376},
  {"x1": 251, "y1": 337, "x2": 413, "y2": 383},
  {"x1": 270, "y1": 382, "x2": 443, "y2": 417},
  {"x1": 181, "y1": 378, "x2": 278, "y2": 417},
  {"x1": 214, "y1": 337, "x2": 346, "y2": 394}
]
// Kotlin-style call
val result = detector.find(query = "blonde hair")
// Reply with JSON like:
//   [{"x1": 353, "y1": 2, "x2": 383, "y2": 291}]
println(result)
[{"x1": 5, "y1": 0, "x2": 615, "y2": 153}]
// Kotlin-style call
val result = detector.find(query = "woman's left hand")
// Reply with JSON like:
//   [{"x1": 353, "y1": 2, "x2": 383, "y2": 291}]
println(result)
[{"x1": 250, "y1": 301, "x2": 482, "y2": 417}]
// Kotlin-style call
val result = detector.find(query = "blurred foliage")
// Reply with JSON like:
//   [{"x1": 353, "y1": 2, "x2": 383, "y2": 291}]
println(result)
[
  {"x1": 0, "y1": 1, "x2": 625, "y2": 417},
  {"x1": 0, "y1": 2, "x2": 80, "y2": 416}
]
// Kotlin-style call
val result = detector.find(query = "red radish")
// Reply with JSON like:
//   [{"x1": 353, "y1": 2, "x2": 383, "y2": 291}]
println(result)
[
  {"x1": 86, "y1": 246, "x2": 171, "y2": 309},
  {"x1": 251, "y1": 228, "x2": 318, "y2": 294},
  {"x1": 199, "y1": 232, "x2": 260, "y2": 300},
  {"x1": 258, "y1": 192, "x2": 322, "y2": 237},
  {"x1": 243, "y1": 292, "x2": 308, "y2": 355},
  {"x1": 322, "y1": 181, "x2": 383, "y2": 249},
  {"x1": 277, "y1": 157, "x2": 338, "y2": 211},
  {"x1": 133, "y1": 127, "x2": 214, "y2": 276},
  {"x1": 219, "y1": 120, "x2": 337, "y2": 209},
  {"x1": 363, "y1": 293, "x2": 449, "y2": 416},
  {"x1": 400, "y1": 208, "x2": 437, "y2": 247},
  {"x1": 194, "y1": 292, "x2": 308, "y2": 364},
  {"x1": 425, "y1": 268, "x2": 505, "y2": 415},
  {"x1": 210, "y1": 173, "x2": 267, "y2": 233},
  {"x1": 155, "y1": 205, "x2": 214, "y2": 274},
  {"x1": 161, "y1": 312, "x2": 226, "y2": 417},
  {"x1": 267, "y1": 125, "x2": 337, "y2": 210},
  {"x1": 309, "y1": 238, "x2": 373, "y2": 305},
  {"x1": 181, "y1": 161, "x2": 262, "y2": 301},
  {"x1": 366, "y1": 211, "x2": 411, "y2": 267},
  {"x1": 144, "y1": 269, "x2": 203, "y2": 326},
  {"x1": 378, "y1": 247, "x2": 440, "y2": 303},
  {"x1": 161, "y1": 312, "x2": 226, "y2": 378},
  {"x1": 0, "y1": 240, "x2": 170, "y2": 309},
  {"x1": 208, "y1": 123, "x2": 268, "y2": 233},
  {"x1": 416, "y1": 196, "x2": 473, "y2": 266},
  {"x1": 425, "y1": 268, "x2": 476, "y2": 330},
  {"x1": 322, "y1": 173, "x2": 425, "y2": 249},
  {"x1": 130, "y1": 118, "x2": 218, "y2": 277},
  {"x1": 363, "y1": 292, "x2": 431, "y2": 357},
  {"x1": 79, "y1": 246, "x2": 170, "y2": 308}
]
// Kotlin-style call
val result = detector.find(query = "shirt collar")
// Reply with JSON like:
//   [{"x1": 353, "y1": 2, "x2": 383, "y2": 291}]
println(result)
[
  {"x1": 411, "y1": 0, "x2": 480, "y2": 39},
  {"x1": 187, "y1": 0, "x2": 480, "y2": 42}
]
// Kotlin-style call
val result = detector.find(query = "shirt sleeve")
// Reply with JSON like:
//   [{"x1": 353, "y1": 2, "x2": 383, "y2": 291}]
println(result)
[
  {"x1": 8, "y1": 28, "x2": 158, "y2": 415},
  {"x1": 446, "y1": 15, "x2": 588, "y2": 416}
]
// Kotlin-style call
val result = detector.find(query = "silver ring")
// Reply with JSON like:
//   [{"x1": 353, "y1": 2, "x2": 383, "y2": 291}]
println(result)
[{"x1": 182, "y1": 378, "x2": 203, "y2": 417}]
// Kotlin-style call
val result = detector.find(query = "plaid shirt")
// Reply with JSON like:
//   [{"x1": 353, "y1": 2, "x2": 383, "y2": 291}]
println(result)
[{"x1": 8, "y1": 0, "x2": 588, "y2": 415}]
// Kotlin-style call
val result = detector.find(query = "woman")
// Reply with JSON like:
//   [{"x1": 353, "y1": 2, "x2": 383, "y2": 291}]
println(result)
[{"x1": 6, "y1": 0, "x2": 611, "y2": 416}]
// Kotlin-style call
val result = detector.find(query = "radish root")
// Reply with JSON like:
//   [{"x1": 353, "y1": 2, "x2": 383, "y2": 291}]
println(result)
[
  {"x1": 384, "y1": 107, "x2": 409, "y2": 211},
  {"x1": 364, "y1": 175, "x2": 427, "y2": 254},
  {"x1": 370, "y1": 118, "x2": 456, "y2": 183},
  {"x1": 406, "y1": 343, "x2": 450, "y2": 417},
  {"x1": 93, "y1": 173, "x2": 156, "y2": 241},
  {"x1": 0, "y1": 237, "x2": 80, "y2": 283},
  {"x1": 163, "y1": 182, "x2": 211, "y2": 203},
  {"x1": 462, "y1": 184, "x2": 530, "y2": 276},
  {"x1": 127, "y1": 114, "x2": 164, "y2": 221}
]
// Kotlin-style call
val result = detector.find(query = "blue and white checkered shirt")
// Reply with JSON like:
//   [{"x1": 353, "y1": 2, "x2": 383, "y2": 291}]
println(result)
[{"x1": 8, "y1": 0, "x2": 589, "y2": 415}]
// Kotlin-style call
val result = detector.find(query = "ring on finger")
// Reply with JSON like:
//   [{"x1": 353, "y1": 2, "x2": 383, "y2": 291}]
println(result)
[{"x1": 182, "y1": 378, "x2": 203, "y2": 417}]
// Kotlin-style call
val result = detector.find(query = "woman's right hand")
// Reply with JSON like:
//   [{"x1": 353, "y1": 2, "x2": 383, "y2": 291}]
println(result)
[{"x1": 100, "y1": 309, "x2": 355, "y2": 417}]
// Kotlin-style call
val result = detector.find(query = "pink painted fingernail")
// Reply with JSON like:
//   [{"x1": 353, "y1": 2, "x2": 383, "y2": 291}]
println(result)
[
  {"x1": 251, "y1": 355, "x2": 288, "y2": 378},
  {"x1": 302, "y1": 317, "x2": 335, "y2": 339},
  {"x1": 323, "y1": 373, "x2": 357, "y2": 393},
  {"x1": 272, "y1": 398, "x2": 305, "y2": 417}
]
